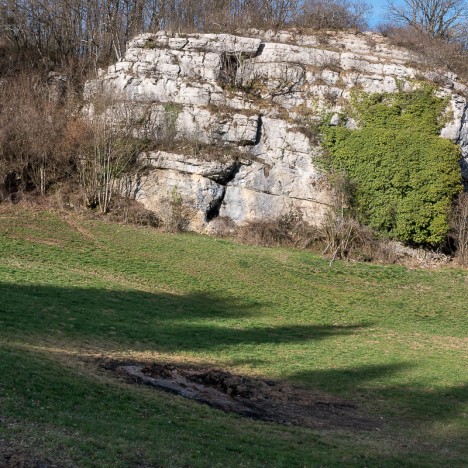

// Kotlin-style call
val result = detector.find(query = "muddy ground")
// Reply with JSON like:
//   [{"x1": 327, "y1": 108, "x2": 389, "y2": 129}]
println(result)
[
  {"x1": 110, "y1": 362, "x2": 380, "y2": 431},
  {"x1": 0, "y1": 361, "x2": 380, "y2": 468}
]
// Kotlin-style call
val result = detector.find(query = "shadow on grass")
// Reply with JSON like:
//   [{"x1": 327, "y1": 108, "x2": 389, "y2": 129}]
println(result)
[
  {"x1": 1, "y1": 282, "x2": 466, "y2": 433},
  {"x1": 0, "y1": 282, "x2": 369, "y2": 351},
  {"x1": 290, "y1": 366, "x2": 468, "y2": 428},
  {"x1": 3, "y1": 346, "x2": 464, "y2": 468}
]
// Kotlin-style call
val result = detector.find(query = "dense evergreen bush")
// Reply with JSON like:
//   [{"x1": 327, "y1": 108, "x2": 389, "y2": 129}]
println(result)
[{"x1": 322, "y1": 87, "x2": 462, "y2": 246}]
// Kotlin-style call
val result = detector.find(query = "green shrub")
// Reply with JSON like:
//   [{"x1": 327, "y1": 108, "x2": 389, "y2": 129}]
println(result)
[{"x1": 321, "y1": 87, "x2": 462, "y2": 246}]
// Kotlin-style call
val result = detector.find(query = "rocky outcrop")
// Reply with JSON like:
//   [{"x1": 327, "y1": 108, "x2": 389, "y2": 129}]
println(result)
[{"x1": 85, "y1": 29, "x2": 468, "y2": 232}]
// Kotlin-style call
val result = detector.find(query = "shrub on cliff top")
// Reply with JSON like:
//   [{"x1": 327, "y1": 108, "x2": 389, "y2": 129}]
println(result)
[{"x1": 321, "y1": 87, "x2": 462, "y2": 246}]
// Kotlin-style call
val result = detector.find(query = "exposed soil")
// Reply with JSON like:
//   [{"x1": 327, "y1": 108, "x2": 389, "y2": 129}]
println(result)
[{"x1": 113, "y1": 362, "x2": 380, "y2": 431}]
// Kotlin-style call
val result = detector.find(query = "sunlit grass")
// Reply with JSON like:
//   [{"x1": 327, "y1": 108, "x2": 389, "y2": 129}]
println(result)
[{"x1": 0, "y1": 206, "x2": 466, "y2": 466}]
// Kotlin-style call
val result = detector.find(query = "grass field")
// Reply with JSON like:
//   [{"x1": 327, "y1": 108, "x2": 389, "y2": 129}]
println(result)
[{"x1": 0, "y1": 205, "x2": 467, "y2": 467}]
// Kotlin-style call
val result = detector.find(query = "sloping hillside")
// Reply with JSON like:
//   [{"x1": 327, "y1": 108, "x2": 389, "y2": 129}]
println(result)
[{"x1": 0, "y1": 206, "x2": 466, "y2": 466}]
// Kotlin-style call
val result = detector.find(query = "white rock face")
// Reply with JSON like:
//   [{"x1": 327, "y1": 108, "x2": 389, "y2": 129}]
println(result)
[
  {"x1": 85, "y1": 30, "x2": 468, "y2": 231},
  {"x1": 441, "y1": 95, "x2": 468, "y2": 179},
  {"x1": 135, "y1": 169, "x2": 225, "y2": 228}
]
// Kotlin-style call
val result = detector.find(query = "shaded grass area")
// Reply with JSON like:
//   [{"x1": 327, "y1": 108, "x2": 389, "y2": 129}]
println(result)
[
  {"x1": 0, "y1": 345, "x2": 343, "y2": 467},
  {"x1": 0, "y1": 206, "x2": 467, "y2": 466}
]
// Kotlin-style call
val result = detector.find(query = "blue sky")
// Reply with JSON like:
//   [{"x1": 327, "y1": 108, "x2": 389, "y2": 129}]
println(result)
[{"x1": 368, "y1": 0, "x2": 393, "y2": 27}]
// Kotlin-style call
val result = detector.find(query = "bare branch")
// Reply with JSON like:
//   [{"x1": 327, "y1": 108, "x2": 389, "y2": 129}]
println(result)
[{"x1": 386, "y1": 0, "x2": 468, "y2": 39}]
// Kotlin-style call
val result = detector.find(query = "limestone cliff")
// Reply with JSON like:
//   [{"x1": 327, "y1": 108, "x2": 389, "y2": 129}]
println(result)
[{"x1": 84, "y1": 29, "x2": 468, "y2": 232}]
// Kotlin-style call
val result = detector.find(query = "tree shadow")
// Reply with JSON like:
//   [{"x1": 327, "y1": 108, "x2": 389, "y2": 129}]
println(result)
[
  {"x1": 0, "y1": 282, "x2": 370, "y2": 351},
  {"x1": 289, "y1": 365, "x2": 468, "y2": 431},
  {"x1": 1, "y1": 281, "x2": 466, "y2": 437}
]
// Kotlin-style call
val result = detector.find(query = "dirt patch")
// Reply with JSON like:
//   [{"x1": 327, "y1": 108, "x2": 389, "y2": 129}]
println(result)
[{"x1": 113, "y1": 362, "x2": 379, "y2": 431}]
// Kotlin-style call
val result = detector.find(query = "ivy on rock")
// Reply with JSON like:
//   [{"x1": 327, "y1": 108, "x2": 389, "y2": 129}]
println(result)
[{"x1": 321, "y1": 87, "x2": 462, "y2": 246}]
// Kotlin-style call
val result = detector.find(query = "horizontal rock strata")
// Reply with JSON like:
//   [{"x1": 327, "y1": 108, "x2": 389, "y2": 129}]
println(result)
[{"x1": 85, "y1": 30, "x2": 468, "y2": 231}]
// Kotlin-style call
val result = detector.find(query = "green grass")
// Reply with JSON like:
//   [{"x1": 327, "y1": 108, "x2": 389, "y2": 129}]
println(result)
[{"x1": 0, "y1": 206, "x2": 467, "y2": 466}]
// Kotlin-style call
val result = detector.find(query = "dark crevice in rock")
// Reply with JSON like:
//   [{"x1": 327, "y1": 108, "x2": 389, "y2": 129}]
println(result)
[
  {"x1": 219, "y1": 44, "x2": 263, "y2": 88},
  {"x1": 219, "y1": 52, "x2": 241, "y2": 86},
  {"x1": 255, "y1": 115, "x2": 263, "y2": 146},
  {"x1": 222, "y1": 160, "x2": 241, "y2": 184},
  {"x1": 206, "y1": 186, "x2": 226, "y2": 221},
  {"x1": 206, "y1": 160, "x2": 241, "y2": 221},
  {"x1": 255, "y1": 43, "x2": 266, "y2": 58}
]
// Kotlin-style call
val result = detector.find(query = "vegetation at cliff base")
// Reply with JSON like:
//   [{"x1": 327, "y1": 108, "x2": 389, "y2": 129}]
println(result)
[
  {"x1": 322, "y1": 87, "x2": 462, "y2": 246},
  {"x1": 0, "y1": 207, "x2": 467, "y2": 466}
]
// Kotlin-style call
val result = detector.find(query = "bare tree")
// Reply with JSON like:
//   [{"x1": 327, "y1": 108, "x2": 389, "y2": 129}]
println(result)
[
  {"x1": 450, "y1": 192, "x2": 468, "y2": 265},
  {"x1": 261, "y1": 0, "x2": 299, "y2": 28},
  {"x1": 0, "y1": 0, "x2": 375, "y2": 77},
  {"x1": 0, "y1": 73, "x2": 73, "y2": 197},
  {"x1": 76, "y1": 96, "x2": 146, "y2": 213},
  {"x1": 297, "y1": 0, "x2": 372, "y2": 31},
  {"x1": 386, "y1": 0, "x2": 468, "y2": 39}
]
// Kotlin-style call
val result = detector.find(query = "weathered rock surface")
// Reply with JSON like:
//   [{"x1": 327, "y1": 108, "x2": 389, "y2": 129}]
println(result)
[{"x1": 85, "y1": 30, "x2": 468, "y2": 232}]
